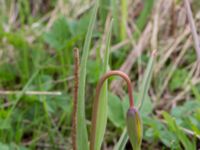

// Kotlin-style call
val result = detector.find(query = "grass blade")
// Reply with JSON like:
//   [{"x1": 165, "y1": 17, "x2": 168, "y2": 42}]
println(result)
[
  {"x1": 120, "y1": 0, "x2": 127, "y2": 40},
  {"x1": 76, "y1": 1, "x2": 99, "y2": 150},
  {"x1": 114, "y1": 128, "x2": 129, "y2": 150},
  {"x1": 111, "y1": 0, "x2": 119, "y2": 37},
  {"x1": 133, "y1": 0, "x2": 154, "y2": 39},
  {"x1": 138, "y1": 51, "x2": 156, "y2": 109}
]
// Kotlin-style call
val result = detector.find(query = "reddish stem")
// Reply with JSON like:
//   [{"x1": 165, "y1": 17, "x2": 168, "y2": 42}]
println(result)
[
  {"x1": 72, "y1": 48, "x2": 79, "y2": 150},
  {"x1": 90, "y1": 70, "x2": 134, "y2": 150}
]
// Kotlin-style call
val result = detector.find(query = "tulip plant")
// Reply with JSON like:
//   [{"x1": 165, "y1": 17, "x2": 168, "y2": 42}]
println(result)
[
  {"x1": 72, "y1": 49, "x2": 155, "y2": 150},
  {"x1": 90, "y1": 70, "x2": 143, "y2": 150},
  {"x1": 71, "y1": 0, "x2": 155, "y2": 149},
  {"x1": 72, "y1": 45, "x2": 155, "y2": 150}
]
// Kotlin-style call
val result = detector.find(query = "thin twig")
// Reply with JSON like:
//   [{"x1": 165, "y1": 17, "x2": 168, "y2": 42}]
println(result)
[
  {"x1": 151, "y1": 1, "x2": 160, "y2": 50},
  {"x1": 161, "y1": 119, "x2": 200, "y2": 139},
  {"x1": 75, "y1": 1, "x2": 95, "y2": 18},
  {"x1": 181, "y1": 127, "x2": 200, "y2": 139},
  {"x1": 155, "y1": 27, "x2": 190, "y2": 73},
  {"x1": 184, "y1": 0, "x2": 200, "y2": 61},
  {"x1": 0, "y1": 91, "x2": 62, "y2": 96},
  {"x1": 72, "y1": 48, "x2": 79, "y2": 150},
  {"x1": 110, "y1": 39, "x2": 130, "y2": 53}
]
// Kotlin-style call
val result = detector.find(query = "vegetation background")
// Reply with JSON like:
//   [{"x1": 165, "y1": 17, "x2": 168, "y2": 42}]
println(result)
[{"x1": 0, "y1": 0, "x2": 200, "y2": 149}]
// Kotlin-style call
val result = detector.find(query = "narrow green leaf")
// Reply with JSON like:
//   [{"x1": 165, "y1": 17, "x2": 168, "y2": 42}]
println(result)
[
  {"x1": 190, "y1": 83, "x2": 200, "y2": 102},
  {"x1": 120, "y1": 0, "x2": 128, "y2": 40},
  {"x1": 93, "y1": 20, "x2": 113, "y2": 150},
  {"x1": 114, "y1": 128, "x2": 129, "y2": 150},
  {"x1": 111, "y1": 0, "x2": 119, "y2": 37},
  {"x1": 76, "y1": 1, "x2": 99, "y2": 150},
  {"x1": 138, "y1": 51, "x2": 155, "y2": 109},
  {"x1": 99, "y1": 0, "x2": 110, "y2": 25},
  {"x1": 133, "y1": 0, "x2": 154, "y2": 39}
]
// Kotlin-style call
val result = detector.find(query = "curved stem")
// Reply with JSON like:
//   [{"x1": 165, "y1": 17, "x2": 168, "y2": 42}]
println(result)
[{"x1": 90, "y1": 70, "x2": 134, "y2": 150}]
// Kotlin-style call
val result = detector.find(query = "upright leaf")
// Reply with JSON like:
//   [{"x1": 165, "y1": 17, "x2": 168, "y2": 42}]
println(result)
[
  {"x1": 114, "y1": 128, "x2": 129, "y2": 150},
  {"x1": 133, "y1": 0, "x2": 154, "y2": 39},
  {"x1": 91, "y1": 20, "x2": 113, "y2": 150},
  {"x1": 76, "y1": 1, "x2": 99, "y2": 150},
  {"x1": 120, "y1": 0, "x2": 128, "y2": 40},
  {"x1": 138, "y1": 51, "x2": 156, "y2": 109}
]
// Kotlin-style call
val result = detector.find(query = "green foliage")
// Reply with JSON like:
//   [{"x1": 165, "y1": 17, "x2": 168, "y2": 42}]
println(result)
[
  {"x1": 143, "y1": 99, "x2": 200, "y2": 149},
  {"x1": 99, "y1": 0, "x2": 110, "y2": 25},
  {"x1": 133, "y1": 0, "x2": 154, "y2": 39},
  {"x1": 143, "y1": 117, "x2": 182, "y2": 149},
  {"x1": 0, "y1": 64, "x2": 17, "y2": 85},
  {"x1": 0, "y1": 0, "x2": 199, "y2": 149},
  {"x1": 108, "y1": 93, "x2": 126, "y2": 128},
  {"x1": 171, "y1": 100, "x2": 200, "y2": 137},
  {"x1": 163, "y1": 112, "x2": 196, "y2": 150},
  {"x1": 44, "y1": 17, "x2": 72, "y2": 50},
  {"x1": 0, "y1": 142, "x2": 28, "y2": 150},
  {"x1": 169, "y1": 68, "x2": 188, "y2": 91},
  {"x1": 108, "y1": 92, "x2": 153, "y2": 128},
  {"x1": 87, "y1": 59, "x2": 101, "y2": 84},
  {"x1": 44, "y1": 14, "x2": 91, "y2": 51},
  {"x1": 16, "y1": 0, "x2": 31, "y2": 25}
]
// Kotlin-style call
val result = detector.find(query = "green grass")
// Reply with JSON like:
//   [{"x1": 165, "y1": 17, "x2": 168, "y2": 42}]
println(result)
[{"x1": 0, "y1": 0, "x2": 200, "y2": 149}]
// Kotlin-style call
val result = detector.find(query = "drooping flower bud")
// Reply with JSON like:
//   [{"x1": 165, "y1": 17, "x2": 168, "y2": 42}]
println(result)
[{"x1": 126, "y1": 107, "x2": 143, "y2": 150}]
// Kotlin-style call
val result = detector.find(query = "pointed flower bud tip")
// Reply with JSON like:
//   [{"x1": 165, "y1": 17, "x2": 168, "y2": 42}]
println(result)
[{"x1": 126, "y1": 107, "x2": 143, "y2": 150}]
